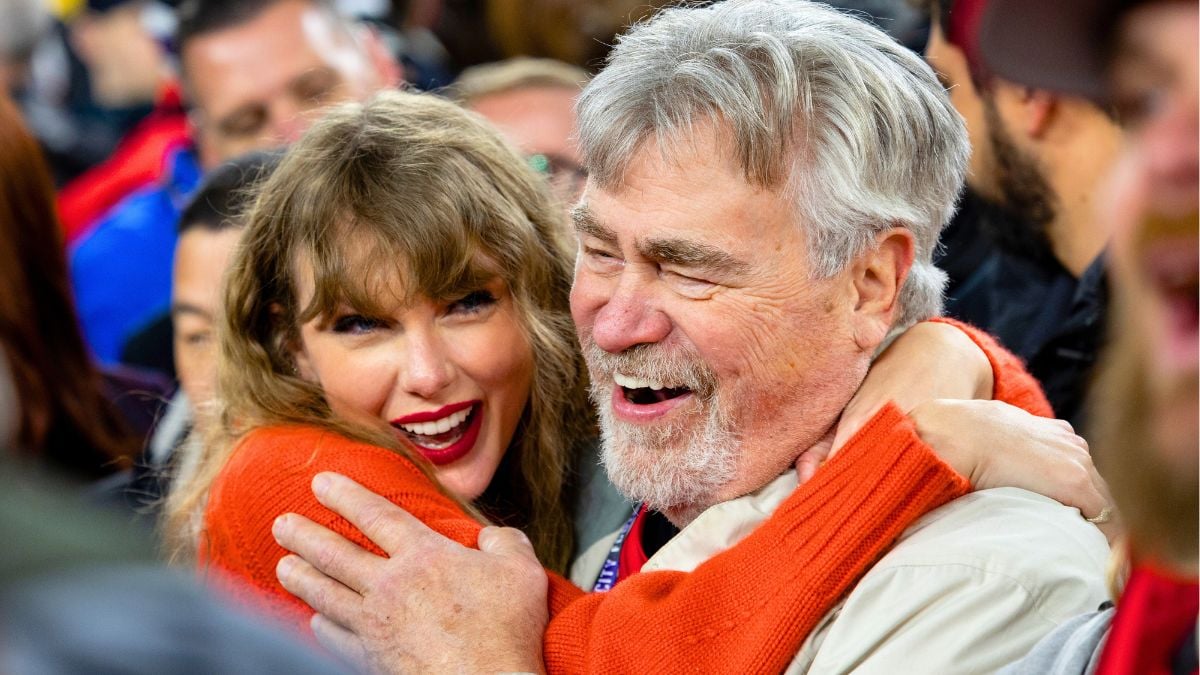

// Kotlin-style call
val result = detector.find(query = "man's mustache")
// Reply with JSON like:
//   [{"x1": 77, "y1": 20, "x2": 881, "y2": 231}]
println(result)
[{"x1": 580, "y1": 337, "x2": 720, "y2": 401}]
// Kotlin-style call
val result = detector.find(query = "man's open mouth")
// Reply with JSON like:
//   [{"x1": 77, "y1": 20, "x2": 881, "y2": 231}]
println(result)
[
  {"x1": 614, "y1": 372, "x2": 692, "y2": 405},
  {"x1": 392, "y1": 404, "x2": 479, "y2": 450}
]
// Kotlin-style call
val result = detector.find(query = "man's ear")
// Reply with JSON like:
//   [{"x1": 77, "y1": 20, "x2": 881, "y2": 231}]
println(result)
[
  {"x1": 1021, "y1": 88, "x2": 1057, "y2": 140},
  {"x1": 848, "y1": 227, "x2": 915, "y2": 351}
]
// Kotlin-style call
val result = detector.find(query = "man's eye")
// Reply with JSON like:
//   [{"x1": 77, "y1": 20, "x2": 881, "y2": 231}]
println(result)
[
  {"x1": 292, "y1": 70, "x2": 339, "y2": 104},
  {"x1": 1113, "y1": 88, "x2": 1165, "y2": 129},
  {"x1": 331, "y1": 314, "x2": 386, "y2": 334},
  {"x1": 448, "y1": 290, "x2": 497, "y2": 315},
  {"x1": 219, "y1": 107, "x2": 268, "y2": 138},
  {"x1": 584, "y1": 246, "x2": 622, "y2": 268},
  {"x1": 183, "y1": 332, "x2": 212, "y2": 347},
  {"x1": 661, "y1": 269, "x2": 718, "y2": 299}
]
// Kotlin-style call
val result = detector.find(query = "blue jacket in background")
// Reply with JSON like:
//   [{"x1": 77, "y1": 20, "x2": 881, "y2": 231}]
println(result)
[{"x1": 69, "y1": 147, "x2": 201, "y2": 365}]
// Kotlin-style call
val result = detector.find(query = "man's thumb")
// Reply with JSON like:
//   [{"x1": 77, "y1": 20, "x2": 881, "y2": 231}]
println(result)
[{"x1": 478, "y1": 526, "x2": 538, "y2": 561}]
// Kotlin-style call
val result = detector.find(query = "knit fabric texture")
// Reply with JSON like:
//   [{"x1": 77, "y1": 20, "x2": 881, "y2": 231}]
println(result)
[{"x1": 200, "y1": 321, "x2": 1043, "y2": 671}]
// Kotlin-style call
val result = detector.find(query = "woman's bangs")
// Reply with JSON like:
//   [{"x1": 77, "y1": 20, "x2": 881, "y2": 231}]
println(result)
[{"x1": 295, "y1": 214, "x2": 506, "y2": 325}]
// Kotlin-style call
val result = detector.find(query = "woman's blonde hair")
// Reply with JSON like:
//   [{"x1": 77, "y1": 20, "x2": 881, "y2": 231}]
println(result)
[{"x1": 164, "y1": 90, "x2": 592, "y2": 573}]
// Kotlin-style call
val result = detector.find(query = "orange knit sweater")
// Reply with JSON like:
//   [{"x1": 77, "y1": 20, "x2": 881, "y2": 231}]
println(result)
[{"x1": 200, "y1": 319, "x2": 1051, "y2": 673}]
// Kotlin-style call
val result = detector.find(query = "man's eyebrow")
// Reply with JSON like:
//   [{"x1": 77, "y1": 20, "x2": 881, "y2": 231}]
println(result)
[
  {"x1": 571, "y1": 205, "x2": 618, "y2": 247},
  {"x1": 171, "y1": 302, "x2": 213, "y2": 321},
  {"x1": 640, "y1": 237, "x2": 749, "y2": 277}
]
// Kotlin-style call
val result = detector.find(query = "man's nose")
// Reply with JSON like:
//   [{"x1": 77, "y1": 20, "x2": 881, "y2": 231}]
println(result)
[
  {"x1": 589, "y1": 274, "x2": 671, "y2": 354},
  {"x1": 398, "y1": 330, "x2": 455, "y2": 399}
]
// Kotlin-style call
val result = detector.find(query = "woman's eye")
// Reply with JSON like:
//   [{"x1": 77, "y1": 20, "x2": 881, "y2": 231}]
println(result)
[
  {"x1": 331, "y1": 314, "x2": 385, "y2": 334},
  {"x1": 448, "y1": 290, "x2": 497, "y2": 315}
]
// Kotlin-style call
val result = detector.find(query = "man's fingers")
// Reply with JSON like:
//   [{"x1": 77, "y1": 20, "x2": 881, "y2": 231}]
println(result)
[
  {"x1": 273, "y1": 512, "x2": 383, "y2": 594},
  {"x1": 276, "y1": 553, "x2": 365, "y2": 629},
  {"x1": 478, "y1": 526, "x2": 539, "y2": 563},
  {"x1": 312, "y1": 472, "x2": 428, "y2": 554},
  {"x1": 311, "y1": 613, "x2": 370, "y2": 671}
]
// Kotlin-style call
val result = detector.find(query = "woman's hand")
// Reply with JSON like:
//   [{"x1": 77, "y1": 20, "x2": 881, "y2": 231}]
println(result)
[
  {"x1": 795, "y1": 321, "x2": 993, "y2": 483},
  {"x1": 909, "y1": 399, "x2": 1119, "y2": 541}
]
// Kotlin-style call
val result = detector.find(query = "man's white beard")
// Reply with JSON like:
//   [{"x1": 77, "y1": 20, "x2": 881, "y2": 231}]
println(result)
[{"x1": 583, "y1": 340, "x2": 739, "y2": 515}]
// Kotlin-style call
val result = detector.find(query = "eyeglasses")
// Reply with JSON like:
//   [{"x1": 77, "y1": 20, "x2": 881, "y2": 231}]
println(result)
[{"x1": 527, "y1": 152, "x2": 588, "y2": 203}]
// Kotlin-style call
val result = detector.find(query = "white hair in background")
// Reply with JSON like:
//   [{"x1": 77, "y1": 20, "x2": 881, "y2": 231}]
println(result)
[{"x1": 577, "y1": 0, "x2": 970, "y2": 332}]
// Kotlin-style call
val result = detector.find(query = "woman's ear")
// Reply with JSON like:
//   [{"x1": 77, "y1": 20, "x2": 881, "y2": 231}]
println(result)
[{"x1": 848, "y1": 227, "x2": 916, "y2": 351}]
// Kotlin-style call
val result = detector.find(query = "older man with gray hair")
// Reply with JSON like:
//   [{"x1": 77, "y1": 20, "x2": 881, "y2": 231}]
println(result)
[{"x1": 271, "y1": 2, "x2": 1109, "y2": 672}]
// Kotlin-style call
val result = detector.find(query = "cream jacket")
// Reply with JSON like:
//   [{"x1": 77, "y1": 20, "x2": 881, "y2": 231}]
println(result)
[{"x1": 573, "y1": 471, "x2": 1110, "y2": 674}]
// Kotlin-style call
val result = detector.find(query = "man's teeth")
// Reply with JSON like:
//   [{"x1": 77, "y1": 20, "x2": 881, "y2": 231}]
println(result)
[
  {"x1": 398, "y1": 407, "x2": 472, "y2": 436},
  {"x1": 613, "y1": 372, "x2": 678, "y2": 391}
]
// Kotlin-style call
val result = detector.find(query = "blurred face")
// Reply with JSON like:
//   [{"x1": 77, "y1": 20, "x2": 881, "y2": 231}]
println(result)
[
  {"x1": 570, "y1": 124, "x2": 867, "y2": 525},
  {"x1": 292, "y1": 260, "x2": 535, "y2": 501},
  {"x1": 172, "y1": 227, "x2": 243, "y2": 421},
  {"x1": 181, "y1": 0, "x2": 391, "y2": 168},
  {"x1": 924, "y1": 22, "x2": 998, "y2": 198},
  {"x1": 924, "y1": 22, "x2": 1056, "y2": 252},
  {"x1": 469, "y1": 85, "x2": 586, "y2": 205},
  {"x1": 71, "y1": 3, "x2": 166, "y2": 107},
  {"x1": 1104, "y1": 1, "x2": 1199, "y2": 461}
]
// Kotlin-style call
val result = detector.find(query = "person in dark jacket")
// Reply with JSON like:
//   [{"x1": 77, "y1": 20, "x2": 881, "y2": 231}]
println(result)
[
  {"x1": 917, "y1": 0, "x2": 1123, "y2": 428},
  {"x1": 982, "y1": 0, "x2": 1198, "y2": 671}
]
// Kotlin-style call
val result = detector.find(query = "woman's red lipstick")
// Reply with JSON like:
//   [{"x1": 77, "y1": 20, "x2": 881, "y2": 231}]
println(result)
[
  {"x1": 393, "y1": 400, "x2": 476, "y2": 424},
  {"x1": 390, "y1": 400, "x2": 483, "y2": 466}
]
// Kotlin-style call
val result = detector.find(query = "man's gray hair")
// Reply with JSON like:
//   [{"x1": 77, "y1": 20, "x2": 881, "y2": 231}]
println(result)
[{"x1": 577, "y1": 0, "x2": 969, "y2": 330}]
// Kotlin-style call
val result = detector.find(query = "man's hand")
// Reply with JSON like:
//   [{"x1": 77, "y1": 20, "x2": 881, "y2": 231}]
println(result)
[{"x1": 272, "y1": 472, "x2": 549, "y2": 674}]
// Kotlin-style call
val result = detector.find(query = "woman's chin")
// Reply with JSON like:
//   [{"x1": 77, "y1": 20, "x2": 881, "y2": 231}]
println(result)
[{"x1": 434, "y1": 465, "x2": 492, "y2": 503}]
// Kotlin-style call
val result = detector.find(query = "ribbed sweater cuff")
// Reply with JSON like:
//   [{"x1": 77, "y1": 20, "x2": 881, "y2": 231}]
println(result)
[{"x1": 543, "y1": 403, "x2": 969, "y2": 674}]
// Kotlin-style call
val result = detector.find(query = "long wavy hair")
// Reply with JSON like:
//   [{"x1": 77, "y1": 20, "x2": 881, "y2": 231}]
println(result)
[
  {"x1": 0, "y1": 95, "x2": 136, "y2": 476},
  {"x1": 164, "y1": 90, "x2": 593, "y2": 572}
]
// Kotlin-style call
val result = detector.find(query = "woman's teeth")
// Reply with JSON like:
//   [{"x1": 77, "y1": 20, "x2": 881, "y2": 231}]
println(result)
[{"x1": 397, "y1": 407, "x2": 472, "y2": 437}]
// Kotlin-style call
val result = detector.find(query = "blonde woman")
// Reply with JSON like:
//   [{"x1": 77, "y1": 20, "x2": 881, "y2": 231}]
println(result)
[{"x1": 165, "y1": 90, "x2": 1103, "y2": 669}]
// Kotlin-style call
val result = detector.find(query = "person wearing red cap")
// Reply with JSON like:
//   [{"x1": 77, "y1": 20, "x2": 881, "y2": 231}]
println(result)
[
  {"x1": 917, "y1": 0, "x2": 1123, "y2": 431},
  {"x1": 981, "y1": 1, "x2": 1199, "y2": 673}
]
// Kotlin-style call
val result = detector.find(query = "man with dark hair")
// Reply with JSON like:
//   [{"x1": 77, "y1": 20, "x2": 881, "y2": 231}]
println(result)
[
  {"x1": 135, "y1": 150, "x2": 282, "y2": 507},
  {"x1": 917, "y1": 0, "x2": 1122, "y2": 428},
  {"x1": 70, "y1": 0, "x2": 399, "y2": 369}
]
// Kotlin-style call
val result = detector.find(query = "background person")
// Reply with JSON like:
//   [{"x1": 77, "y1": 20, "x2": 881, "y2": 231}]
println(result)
[
  {"x1": 125, "y1": 150, "x2": 283, "y2": 517},
  {"x1": 451, "y1": 57, "x2": 589, "y2": 208},
  {"x1": 70, "y1": 0, "x2": 401, "y2": 371},
  {"x1": 980, "y1": 0, "x2": 1199, "y2": 671},
  {"x1": 917, "y1": 0, "x2": 1123, "y2": 428},
  {"x1": 0, "y1": 93, "x2": 137, "y2": 482}
]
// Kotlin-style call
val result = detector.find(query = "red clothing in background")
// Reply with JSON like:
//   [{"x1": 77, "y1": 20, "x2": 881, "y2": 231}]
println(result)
[{"x1": 57, "y1": 84, "x2": 189, "y2": 245}]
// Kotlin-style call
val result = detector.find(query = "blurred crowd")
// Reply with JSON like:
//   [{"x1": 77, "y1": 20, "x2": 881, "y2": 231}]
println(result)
[{"x1": 0, "y1": 0, "x2": 1194, "y2": 673}]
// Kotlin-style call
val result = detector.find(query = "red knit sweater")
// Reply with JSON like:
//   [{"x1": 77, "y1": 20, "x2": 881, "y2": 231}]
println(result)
[{"x1": 200, "y1": 320, "x2": 1051, "y2": 673}]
